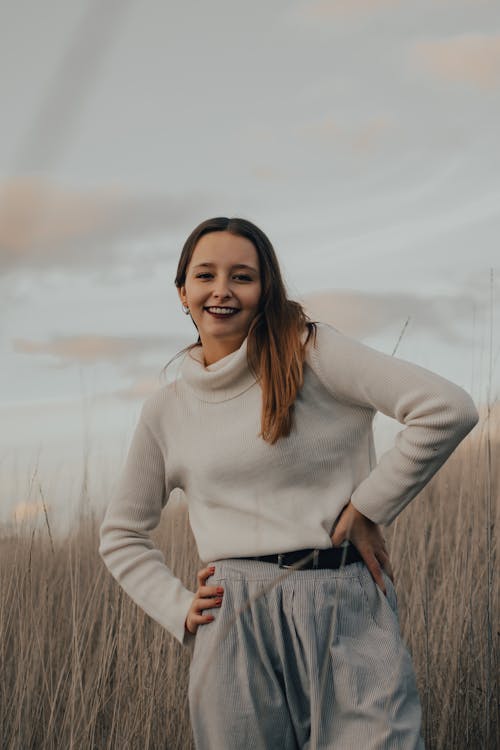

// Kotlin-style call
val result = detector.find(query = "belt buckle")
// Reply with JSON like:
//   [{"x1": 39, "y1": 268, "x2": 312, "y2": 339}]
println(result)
[
  {"x1": 278, "y1": 553, "x2": 294, "y2": 569},
  {"x1": 278, "y1": 550, "x2": 320, "y2": 569}
]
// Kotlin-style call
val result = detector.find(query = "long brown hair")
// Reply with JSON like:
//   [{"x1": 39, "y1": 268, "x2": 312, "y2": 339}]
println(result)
[{"x1": 162, "y1": 216, "x2": 319, "y2": 445}]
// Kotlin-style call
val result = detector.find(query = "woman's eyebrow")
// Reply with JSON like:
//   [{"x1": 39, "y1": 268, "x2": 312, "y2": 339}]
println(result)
[{"x1": 192, "y1": 262, "x2": 258, "y2": 273}]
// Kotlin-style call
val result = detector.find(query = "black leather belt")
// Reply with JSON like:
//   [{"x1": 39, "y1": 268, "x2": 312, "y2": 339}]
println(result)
[{"x1": 241, "y1": 544, "x2": 364, "y2": 570}]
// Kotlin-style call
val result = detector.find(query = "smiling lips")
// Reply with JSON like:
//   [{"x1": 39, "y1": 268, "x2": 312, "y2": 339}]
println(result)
[{"x1": 205, "y1": 306, "x2": 240, "y2": 316}]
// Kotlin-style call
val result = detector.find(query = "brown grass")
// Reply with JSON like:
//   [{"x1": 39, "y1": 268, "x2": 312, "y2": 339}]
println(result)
[{"x1": 1, "y1": 402, "x2": 498, "y2": 750}]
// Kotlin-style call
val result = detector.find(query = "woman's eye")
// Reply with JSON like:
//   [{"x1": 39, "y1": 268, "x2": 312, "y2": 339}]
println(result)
[{"x1": 195, "y1": 273, "x2": 252, "y2": 281}]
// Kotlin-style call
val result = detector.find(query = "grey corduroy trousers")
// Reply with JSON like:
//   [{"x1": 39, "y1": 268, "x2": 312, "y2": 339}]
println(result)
[{"x1": 188, "y1": 557, "x2": 425, "y2": 750}]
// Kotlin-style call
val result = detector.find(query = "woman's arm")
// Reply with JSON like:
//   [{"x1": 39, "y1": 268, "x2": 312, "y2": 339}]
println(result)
[
  {"x1": 308, "y1": 322, "x2": 479, "y2": 526},
  {"x1": 98, "y1": 401, "x2": 196, "y2": 647},
  {"x1": 330, "y1": 500, "x2": 393, "y2": 594}
]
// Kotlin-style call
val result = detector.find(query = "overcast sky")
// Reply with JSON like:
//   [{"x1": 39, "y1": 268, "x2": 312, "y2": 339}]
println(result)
[{"x1": 1, "y1": 0, "x2": 499, "y2": 533}]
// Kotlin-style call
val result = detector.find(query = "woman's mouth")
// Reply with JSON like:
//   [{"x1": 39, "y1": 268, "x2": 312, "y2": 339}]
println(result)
[{"x1": 204, "y1": 306, "x2": 240, "y2": 319}]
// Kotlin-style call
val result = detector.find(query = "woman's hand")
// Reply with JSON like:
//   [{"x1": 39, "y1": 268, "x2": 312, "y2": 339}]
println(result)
[
  {"x1": 330, "y1": 500, "x2": 394, "y2": 594},
  {"x1": 185, "y1": 565, "x2": 224, "y2": 636}
]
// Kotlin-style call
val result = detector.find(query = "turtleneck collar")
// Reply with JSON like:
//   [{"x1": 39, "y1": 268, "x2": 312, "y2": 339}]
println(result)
[{"x1": 179, "y1": 336, "x2": 259, "y2": 402}]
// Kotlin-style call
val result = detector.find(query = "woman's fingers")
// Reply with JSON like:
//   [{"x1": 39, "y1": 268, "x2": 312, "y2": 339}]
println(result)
[
  {"x1": 197, "y1": 565, "x2": 215, "y2": 587},
  {"x1": 358, "y1": 546, "x2": 397, "y2": 593},
  {"x1": 360, "y1": 550, "x2": 387, "y2": 595},
  {"x1": 381, "y1": 554, "x2": 395, "y2": 583},
  {"x1": 330, "y1": 501, "x2": 357, "y2": 546},
  {"x1": 186, "y1": 565, "x2": 221, "y2": 635}
]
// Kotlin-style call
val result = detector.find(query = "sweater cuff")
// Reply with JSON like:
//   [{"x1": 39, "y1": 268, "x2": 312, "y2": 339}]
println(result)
[
  {"x1": 182, "y1": 622, "x2": 197, "y2": 651},
  {"x1": 175, "y1": 591, "x2": 197, "y2": 648},
  {"x1": 349, "y1": 497, "x2": 383, "y2": 526}
]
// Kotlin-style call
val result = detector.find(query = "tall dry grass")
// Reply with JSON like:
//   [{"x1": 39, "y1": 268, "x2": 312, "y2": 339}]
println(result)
[{"x1": 1, "y1": 401, "x2": 498, "y2": 750}]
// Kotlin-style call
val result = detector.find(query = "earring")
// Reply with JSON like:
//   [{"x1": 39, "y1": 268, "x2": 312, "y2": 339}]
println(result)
[{"x1": 182, "y1": 303, "x2": 190, "y2": 315}]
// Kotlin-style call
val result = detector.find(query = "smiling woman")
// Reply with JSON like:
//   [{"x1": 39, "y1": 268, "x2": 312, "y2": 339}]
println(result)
[
  {"x1": 177, "y1": 230, "x2": 263, "y2": 366},
  {"x1": 98, "y1": 216, "x2": 479, "y2": 750}
]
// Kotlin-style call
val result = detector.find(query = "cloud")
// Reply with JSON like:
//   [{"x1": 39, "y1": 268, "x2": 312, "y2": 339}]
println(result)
[
  {"x1": 411, "y1": 32, "x2": 500, "y2": 90},
  {"x1": 11, "y1": 332, "x2": 188, "y2": 367},
  {"x1": 250, "y1": 166, "x2": 292, "y2": 182},
  {"x1": 113, "y1": 376, "x2": 174, "y2": 401},
  {"x1": 9, "y1": 331, "x2": 194, "y2": 401},
  {"x1": 12, "y1": 501, "x2": 49, "y2": 523},
  {"x1": 0, "y1": 176, "x2": 210, "y2": 275},
  {"x1": 300, "y1": 287, "x2": 482, "y2": 344},
  {"x1": 297, "y1": 115, "x2": 392, "y2": 155}
]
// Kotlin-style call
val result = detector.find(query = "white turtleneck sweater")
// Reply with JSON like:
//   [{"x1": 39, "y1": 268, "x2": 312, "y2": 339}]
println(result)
[{"x1": 98, "y1": 322, "x2": 479, "y2": 647}]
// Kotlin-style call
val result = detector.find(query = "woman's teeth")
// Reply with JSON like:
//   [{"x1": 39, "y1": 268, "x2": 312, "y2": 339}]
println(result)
[{"x1": 206, "y1": 307, "x2": 238, "y2": 315}]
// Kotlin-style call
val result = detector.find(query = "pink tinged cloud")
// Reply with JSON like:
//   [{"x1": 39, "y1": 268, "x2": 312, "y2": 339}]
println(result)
[
  {"x1": 12, "y1": 501, "x2": 50, "y2": 523},
  {"x1": 11, "y1": 334, "x2": 164, "y2": 365},
  {"x1": 10, "y1": 332, "x2": 187, "y2": 400},
  {"x1": 297, "y1": 116, "x2": 392, "y2": 155},
  {"x1": 300, "y1": 288, "x2": 478, "y2": 345},
  {"x1": 412, "y1": 33, "x2": 500, "y2": 90},
  {"x1": 0, "y1": 176, "x2": 207, "y2": 274}
]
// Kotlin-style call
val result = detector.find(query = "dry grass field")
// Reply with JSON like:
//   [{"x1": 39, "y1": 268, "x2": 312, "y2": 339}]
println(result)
[{"x1": 1, "y1": 402, "x2": 498, "y2": 750}]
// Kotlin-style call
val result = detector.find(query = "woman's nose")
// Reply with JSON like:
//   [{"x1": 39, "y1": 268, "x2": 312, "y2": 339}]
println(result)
[{"x1": 213, "y1": 280, "x2": 232, "y2": 298}]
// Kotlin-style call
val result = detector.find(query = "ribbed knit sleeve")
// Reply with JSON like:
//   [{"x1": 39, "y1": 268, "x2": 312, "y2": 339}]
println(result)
[
  {"x1": 309, "y1": 323, "x2": 479, "y2": 525},
  {"x1": 98, "y1": 401, "x2": 196, "y2": 647}
]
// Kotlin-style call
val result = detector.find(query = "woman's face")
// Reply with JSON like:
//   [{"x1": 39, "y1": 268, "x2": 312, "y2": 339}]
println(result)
[{"x1": 178, "y1": 230, "x2": 262, "y2": 354}]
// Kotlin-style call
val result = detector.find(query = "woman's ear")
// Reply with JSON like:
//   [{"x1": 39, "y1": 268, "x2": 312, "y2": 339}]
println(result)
[{"x1": 177, "y1": 285, "x2": 186, "y2": 306}]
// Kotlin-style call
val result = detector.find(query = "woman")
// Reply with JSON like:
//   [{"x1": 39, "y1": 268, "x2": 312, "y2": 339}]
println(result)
[{"x1": 99, "y1": 216, "x2": 479, "y2": 749}]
